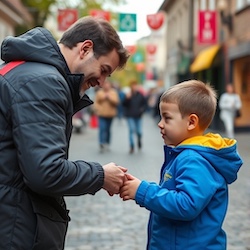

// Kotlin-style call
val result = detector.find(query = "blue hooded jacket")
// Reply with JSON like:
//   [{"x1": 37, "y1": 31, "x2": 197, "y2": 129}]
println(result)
[{"x1": 135, "y1": 133, "x2": 243, "y2": 250}]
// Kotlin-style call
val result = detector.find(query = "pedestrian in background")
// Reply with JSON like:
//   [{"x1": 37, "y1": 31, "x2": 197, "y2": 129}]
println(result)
[
  {"x1": 123, "y1": 80, "x2": 147, "y2": 154},
  {"x1": 94, "y1": 80, "x2": 119, "y2": 152},
  {"x1": 153, "y1": 88, "x2": 165, "y2": 123},
  {"x1": 120, "y1": 80, "x2": 243, "y2": 250},
  {"x1": 116, "y1": 85, "x2": 126, "y2": 120},
  {"x1": 146, "y1": 87, "x2": 159, "y2": 116},
  {"x1": 0, "y1": 16, "x2": 129, "y2": 249},
  {"x1": 219, "y1": 83, "x2": 242, "y2": 138}
]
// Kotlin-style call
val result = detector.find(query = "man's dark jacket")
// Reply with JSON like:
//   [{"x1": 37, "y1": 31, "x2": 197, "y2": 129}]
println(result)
[{"x1": 0, "y1": 27, "x2": 104, "y2": 249}]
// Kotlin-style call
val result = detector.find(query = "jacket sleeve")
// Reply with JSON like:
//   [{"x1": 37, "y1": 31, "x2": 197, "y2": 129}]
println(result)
[
  {"x1": 235, "y1": 94, "x2": 242, "y2": 110},
  {"x1": 108, "y1": 90, "x2": 119, "y2": 107},
  {"x1": 135, "y1": 151, "x2": 223, "y2": 221},
  {"x1": 219, "y1": 93, "x2": 233, "y2": 110},
  {"x1": 93, "y1": 91, "x2": 102, "y2": 114},
  {"x1": 140, "y1": 94, "x2": 147, "y2": 113},
  {"x1": 11, "y1": 70, "x2": 104, "y2": 196}
]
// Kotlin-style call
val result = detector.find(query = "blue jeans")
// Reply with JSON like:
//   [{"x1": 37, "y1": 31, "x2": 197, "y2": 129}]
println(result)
[
  {"x1": 98, "y1": 117, "x2": 113, "y2": 145},
  {"x1": 127, "y1": 117, "x2": 142, "y2": 148}
]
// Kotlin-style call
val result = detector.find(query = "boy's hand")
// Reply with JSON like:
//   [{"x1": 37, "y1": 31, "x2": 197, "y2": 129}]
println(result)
[{"x1": 120, "y1": 173, "x2": 141, "y2": 201}]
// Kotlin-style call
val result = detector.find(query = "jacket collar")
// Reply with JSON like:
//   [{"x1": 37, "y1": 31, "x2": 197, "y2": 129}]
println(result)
[{"x1": 66, "y1": 73, "x2": 93, "y2": 113}]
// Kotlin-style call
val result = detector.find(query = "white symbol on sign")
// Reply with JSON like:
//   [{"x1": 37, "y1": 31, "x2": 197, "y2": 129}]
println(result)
[
  {"x1": 202, "y1": 12, "x2": 213, "y2": 41},
  {"x1": 120, "y1": 14, "x2": 136, "y2": 31}
]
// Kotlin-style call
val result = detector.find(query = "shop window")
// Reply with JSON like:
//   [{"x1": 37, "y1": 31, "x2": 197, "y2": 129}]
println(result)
[{"x1": 242, "y1": 62, "x2": 250, "y2": 96}]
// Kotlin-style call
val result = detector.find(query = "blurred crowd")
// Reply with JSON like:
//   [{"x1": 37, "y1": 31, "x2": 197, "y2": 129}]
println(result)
[{"x1": 72, "y1": 80, "x2": 164, "y2": 153}]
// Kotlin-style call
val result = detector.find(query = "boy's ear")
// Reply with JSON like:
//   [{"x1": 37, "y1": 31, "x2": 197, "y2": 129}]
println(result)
[{"x1": 187, "y1": 113, "x2": 199, "y2": 130}]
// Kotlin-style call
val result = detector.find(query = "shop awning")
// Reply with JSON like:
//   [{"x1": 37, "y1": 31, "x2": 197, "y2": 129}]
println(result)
[{"x1": 190, "y1": 45, "x2": 220, "y2": 73}]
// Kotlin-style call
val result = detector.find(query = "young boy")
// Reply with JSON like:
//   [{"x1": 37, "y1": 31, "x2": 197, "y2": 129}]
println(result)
[{"x1": 120, "y1": 80, "x2": 243, "y2": 250}]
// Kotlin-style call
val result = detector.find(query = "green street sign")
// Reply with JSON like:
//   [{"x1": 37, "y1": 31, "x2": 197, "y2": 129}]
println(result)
[{"x1": 118, "y1": 13, "x2": 137, "y2": 32}]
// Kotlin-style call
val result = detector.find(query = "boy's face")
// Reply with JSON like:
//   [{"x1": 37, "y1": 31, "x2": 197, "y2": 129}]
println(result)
[{"x1": 158, "y1": 102, "x2": 190, "y2": 146}]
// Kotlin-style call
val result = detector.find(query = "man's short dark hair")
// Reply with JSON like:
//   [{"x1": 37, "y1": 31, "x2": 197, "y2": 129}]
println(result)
[{"x1": 59, "y1": 16, "x2": 129, "y2": 69}]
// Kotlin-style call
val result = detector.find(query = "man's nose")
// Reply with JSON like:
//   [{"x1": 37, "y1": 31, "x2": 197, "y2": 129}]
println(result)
[{"x1": 99, "y1": 76, "x2": 106, "y2": 87}]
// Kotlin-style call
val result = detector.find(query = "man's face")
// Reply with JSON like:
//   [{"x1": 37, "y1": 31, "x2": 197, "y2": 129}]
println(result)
[{"x1": 75, "y1": 46, "x2": 120, "y2": 93}]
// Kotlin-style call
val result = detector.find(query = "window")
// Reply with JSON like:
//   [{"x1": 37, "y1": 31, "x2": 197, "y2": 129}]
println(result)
[
  {"x1": 242, "y1": 62, "x2": 250, "y2": 96},
  {"x1": 236, "y1": 0, "x2": 250, "y2": 11}
]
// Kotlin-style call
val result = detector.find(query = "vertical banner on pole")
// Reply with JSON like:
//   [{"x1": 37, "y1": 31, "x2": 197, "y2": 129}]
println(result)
[{"x1": 198, "y1": 11, "x2": 217, "y2": 44}]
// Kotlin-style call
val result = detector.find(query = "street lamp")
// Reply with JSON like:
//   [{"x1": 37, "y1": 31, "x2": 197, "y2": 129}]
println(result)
[
  {"x1": 217, "y1": 0, "x2": 233, "y2": 89},
  {"x1": 218, "y1": 0, "x2": 233, "y2": 32}
]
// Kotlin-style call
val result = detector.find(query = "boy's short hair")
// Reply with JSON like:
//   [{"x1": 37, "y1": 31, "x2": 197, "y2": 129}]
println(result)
[{"x1": 160, "y1": 80, "x2": 217, "y2": 130}]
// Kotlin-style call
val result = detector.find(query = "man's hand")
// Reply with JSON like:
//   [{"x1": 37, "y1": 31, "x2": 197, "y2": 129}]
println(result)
[{"x1": 102, "y1": 162, "x2": 127, "y2": 195}]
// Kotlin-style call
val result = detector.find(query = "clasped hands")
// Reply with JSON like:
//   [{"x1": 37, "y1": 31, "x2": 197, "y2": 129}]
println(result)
[{"x1": 102, "y1": 162, "x2": 141, "y2": 201}]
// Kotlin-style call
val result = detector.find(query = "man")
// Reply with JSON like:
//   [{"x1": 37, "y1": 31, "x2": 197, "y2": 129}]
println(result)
[
  {"x1": 94, "y1": 80, "x2": 119, "y2": 152},
  {"x1": 123, "y1": 80, "x2": 147, "y2": 154},
  {"x1": 0, "y1": 16, "x2": 129, "y2": 249}
]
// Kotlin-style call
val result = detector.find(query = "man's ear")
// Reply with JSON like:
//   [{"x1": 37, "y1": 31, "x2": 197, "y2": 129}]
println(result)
[
  {"x1": 187, "y1": 113, "x2": 199, "y2": 131},
  {"x1": 80, "y1": 40, "x2": 94, "y2": 58}
]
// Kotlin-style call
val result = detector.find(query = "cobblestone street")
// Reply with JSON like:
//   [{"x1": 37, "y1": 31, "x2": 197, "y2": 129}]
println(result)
[{"x1": 65, "y1": 114, "x2": 250, "y2": 250}]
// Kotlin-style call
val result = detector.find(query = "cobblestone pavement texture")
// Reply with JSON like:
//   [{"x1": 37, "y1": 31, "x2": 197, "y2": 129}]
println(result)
[{"x1": 65, "y1": 114, "x2": 250, "y2": 250}]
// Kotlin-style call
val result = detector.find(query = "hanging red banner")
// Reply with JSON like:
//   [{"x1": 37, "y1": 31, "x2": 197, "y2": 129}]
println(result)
[
  {"x1": 146, "y1": 12, "x2": 164, "y2": 30},
  {"x1": 57, "y1": 9, "x2": 78, "y2": 31},
  {"x1": 146, "y1": 44, "x2": 157, "y2": 55},
  {"x1": 89, "y1": 10, "x2": 111, "y2": 22},
  {"x1": 125, "y1": 45, "x2": 137, "y2": 55},
  {"x1": 198, "y1": 11, "x2": 217, "y2": 44}
]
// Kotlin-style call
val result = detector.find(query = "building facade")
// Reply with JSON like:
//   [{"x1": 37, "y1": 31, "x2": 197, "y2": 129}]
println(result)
[
  {"x1": 159, "y1": 0, "x2": 250, "y2": 130},
  {"x1": 0, "y1": 0, "x2": 33, "y2": 60},
  {"x1": 160, "y1": 0, "x2": 194, "y2": 89}
]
